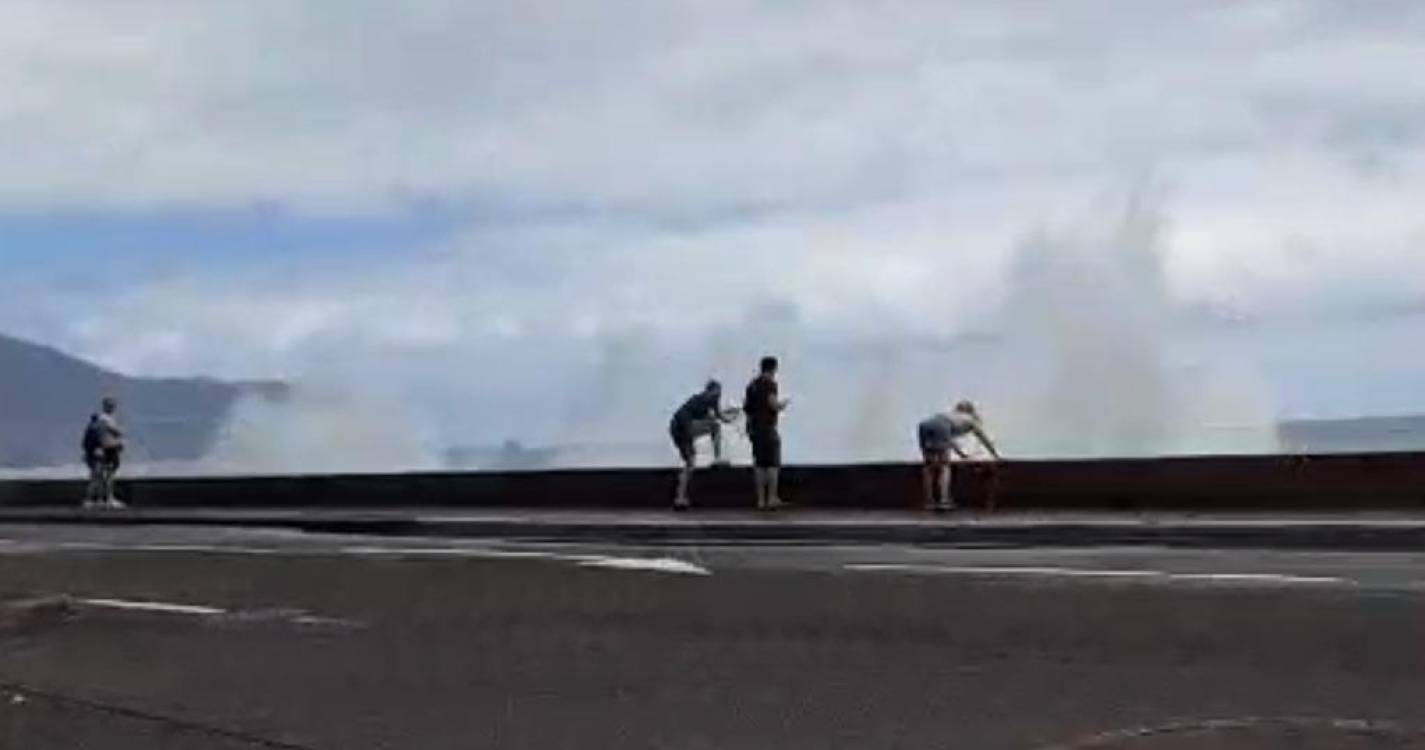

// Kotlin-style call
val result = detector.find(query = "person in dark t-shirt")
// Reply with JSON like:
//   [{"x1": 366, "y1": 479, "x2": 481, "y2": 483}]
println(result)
[
  {"x1": 742, "y1": 356, "x2": 789, "y2": 509},
  {"x1": 669, "y1": 380, "x2": 739, "y2": 509}
]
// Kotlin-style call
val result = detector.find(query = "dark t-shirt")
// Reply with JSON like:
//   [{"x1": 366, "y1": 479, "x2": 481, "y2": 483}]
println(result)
[
  {"x1": 673, "y1": 392, "x2": 720, "y2": 426},
  {"x1": 743, "y1": 375, "x2": 779, "y2": 432}
]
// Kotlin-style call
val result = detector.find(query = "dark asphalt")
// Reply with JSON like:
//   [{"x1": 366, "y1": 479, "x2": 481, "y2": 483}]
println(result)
[{"x1": 2, "y1": 525, "x2": 1425, "y2": 749}]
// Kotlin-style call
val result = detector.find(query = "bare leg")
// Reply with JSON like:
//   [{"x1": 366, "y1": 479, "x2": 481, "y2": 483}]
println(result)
[
  {"x1": 710, "y1": 423, "x2": 726, "y2": 464},
  {"x1": 84, "y1": 464, "x2": 101, "y2": 507},
  {"x1": 766, "y1": 468, "x2": 782, "y2": 508},
  {"x1": 921, "y1": 464, "x2": 936, "y2": 509},
  {"x1": 100, "y1": 467, "x2": 113, "y2": 506},
  {"x1": 103, "y1": 464, "x2": 124, "y2": 508},
  {"x1": 674, "y1": 460, "x2": 693, "y2": 508},
  {"x1": 938, "y1": 463, "x2": 953, "y2": 509},
  {"x1": 753, "y1": 468, "x2": 767, "y2": 509}
]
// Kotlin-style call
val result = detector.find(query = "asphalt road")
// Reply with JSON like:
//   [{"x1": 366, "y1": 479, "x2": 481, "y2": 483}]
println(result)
[{"x1": 2, "y1": 524, "x2": 1425, "y2": 749}]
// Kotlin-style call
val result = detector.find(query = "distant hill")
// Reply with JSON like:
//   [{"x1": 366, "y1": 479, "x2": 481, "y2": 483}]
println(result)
[{"x1": 0, "y1": 333, "x2": 286, "y2": 468}]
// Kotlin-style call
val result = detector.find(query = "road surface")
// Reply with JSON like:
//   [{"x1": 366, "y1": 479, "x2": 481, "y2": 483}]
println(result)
[{"x1": 2, "y1": 523, "x2": 1424, "y2": 748}]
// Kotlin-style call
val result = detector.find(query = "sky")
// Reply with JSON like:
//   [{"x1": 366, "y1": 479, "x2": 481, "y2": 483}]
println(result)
[{"x1": 4, "y1": 0, "x2": 1425, "y2": 466}]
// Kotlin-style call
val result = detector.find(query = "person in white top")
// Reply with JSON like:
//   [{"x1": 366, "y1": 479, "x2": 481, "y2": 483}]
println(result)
[{"x1": 916, "y1": 400, "x2": 1000, "y2": 511}]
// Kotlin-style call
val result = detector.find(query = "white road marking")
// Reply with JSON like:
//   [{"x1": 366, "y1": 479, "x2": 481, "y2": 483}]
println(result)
[
  {"x1": 124, "y1": 544, "x2": 285, "y2": 555},
  {"x1": 416, "y1": 516, "x2": 507, "y2": 523},
  {"x1": 576, "y1": 556, "x2": 712, "y2": 576},
  {"x1": 1169, "y1": 572, "x2": 1344, "y2": 584},
  {"x1": 0, "y1": 537, "x2": 712, "y2": 576},
  {"x1": 340, "y1": 546, "x2": 711, "y2": 575},
  {"x1": 78, "y1": 598, "x2": 227, "y2": 616},
  {"x1": 956, "y1": 566, "x2": 1166, "y2": 578},
  {"x1": 38, "y1": 541, "x2": 297, "y2": 556},
  {"x1": 73, "y1": 597, "x2": 363, "y2": 628},
  {"x1": 337, "y1": 546, "x2": 559, "y2": 560},
  {"x1": 845, "y1": 564, "x2": 1346, "y2": 586},
  {"x1": 846, "y1": 564, "x2": 1163, "y2": 578}
]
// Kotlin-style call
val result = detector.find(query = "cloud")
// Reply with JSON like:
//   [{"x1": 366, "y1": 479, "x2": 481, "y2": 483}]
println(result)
[{"x1": 2, "y1": 1, "x2": 1422, "y2": 213}]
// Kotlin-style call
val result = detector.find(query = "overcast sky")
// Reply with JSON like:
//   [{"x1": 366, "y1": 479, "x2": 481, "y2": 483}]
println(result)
[{"x1": 4, "y1": 1, "x2": 1425, "y2": 464}]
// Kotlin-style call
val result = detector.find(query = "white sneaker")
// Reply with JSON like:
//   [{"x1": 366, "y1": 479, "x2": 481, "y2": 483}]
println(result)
[
  {"x1": 672, "y1": 497, "x2": 691, "y2": 511},
  {"x1": 105, "y1": 498, "x2": 126, "y2": 510}
]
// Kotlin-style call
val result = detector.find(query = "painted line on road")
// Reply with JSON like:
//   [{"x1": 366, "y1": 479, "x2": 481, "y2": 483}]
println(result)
[
  {"x1": 123, "y1": 544, "x2": 286, "y2": 556},
  {"x1": 0, "y1": 537, "x2": 714, "y2": 576},
  {"x1": 73, "y1": 597, "x2": 363, "y2": 629},
  {"x1": 845, "y1": 564, "x2": 1346, "y2": 586},
  {"x1": 340, "y1": 547, "x2": 712, "y2": 575},
  {"x1": 575, "y1": 556, "x2": 712, "y2": 576},
  {"x1": 847, "y1": 564, "x2": 1164, "y2": 578},
  {"x1": 335, "y1": 546, "x2": 557, "y2": 559},
  {"x1": 1169, "y1": 572, "x2": 1344, "y2": 584},
  {"x1": 78, "y1": 597, "x2": 227, "y2": 616},
  {"x1": 46, "y1": 542, "x2": 287, "y2": 556}
]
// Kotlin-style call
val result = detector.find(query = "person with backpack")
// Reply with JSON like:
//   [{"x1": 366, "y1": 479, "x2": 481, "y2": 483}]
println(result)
[{"x1": 82, "y1": 397, "x2": 126, "y2": 509}]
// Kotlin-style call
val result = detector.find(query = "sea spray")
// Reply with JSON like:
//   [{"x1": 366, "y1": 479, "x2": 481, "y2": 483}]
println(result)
[{"x1": 990, "y1": 194, "x2": 1279, "y2": 456}]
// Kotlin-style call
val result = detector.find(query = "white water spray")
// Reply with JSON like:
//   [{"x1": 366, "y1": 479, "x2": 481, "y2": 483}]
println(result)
[{"x1": 990, "y1": 196, "x2": 1279, "y2": 457}]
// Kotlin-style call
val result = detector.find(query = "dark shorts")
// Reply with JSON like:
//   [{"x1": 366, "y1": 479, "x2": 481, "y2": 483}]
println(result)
[
  {"x1": 748, "y1": 428, "x2": 781, "y2": 469},
  {"x1": 669, "y1": 420, "x2": 696, "y2": 462},
  {"x1": 917, "y1": 423, "x2": 952, "y2": 456},
  {"x1": 86, "y1": 448, "x2": 121, "y2": 473}
]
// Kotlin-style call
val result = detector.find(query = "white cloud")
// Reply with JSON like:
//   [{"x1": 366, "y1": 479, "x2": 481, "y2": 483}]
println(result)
[{"x1": 2, "y1": 1, "x2": 1422, "y2": 214}]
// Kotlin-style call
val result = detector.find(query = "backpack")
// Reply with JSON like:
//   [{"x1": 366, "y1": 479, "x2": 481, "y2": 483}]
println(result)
[{"x1": 81, "y1": 416, "x2": 102, "y2": 455}]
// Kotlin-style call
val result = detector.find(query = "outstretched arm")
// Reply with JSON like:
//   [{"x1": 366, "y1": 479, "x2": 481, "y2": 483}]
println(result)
[{"x1": 972, "y1": 425, "x2": 1001, "y2": 460}]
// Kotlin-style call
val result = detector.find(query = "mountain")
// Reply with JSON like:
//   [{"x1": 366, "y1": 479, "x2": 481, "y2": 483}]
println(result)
[{"x1": 0, "y1": 333, "x2": 286, "y2": 468}]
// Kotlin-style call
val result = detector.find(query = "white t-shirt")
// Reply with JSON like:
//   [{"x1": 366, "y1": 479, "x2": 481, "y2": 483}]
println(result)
[{"x1": 96, "y1": 413, "x2": 124, "y2": 449}]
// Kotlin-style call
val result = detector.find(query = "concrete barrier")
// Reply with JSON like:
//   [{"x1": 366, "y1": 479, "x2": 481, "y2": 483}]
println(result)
[{"x1": 2, "y1": 452, "x2": 1425, "y2": 510}]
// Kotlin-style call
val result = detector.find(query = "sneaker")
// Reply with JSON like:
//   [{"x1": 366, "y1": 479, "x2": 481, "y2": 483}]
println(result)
[
  {"x1": 933, "y1": 501, "x2": 955, "y2": 513},
  {"x1": 105, "y1": 498, "x2": 126, "y2": 510},
  {"x1": 672, "y1": 497, "x2": 691, "y2": 511},
  {"x1": 764, "y1": 497, "x2": 785, "y2": 511}
]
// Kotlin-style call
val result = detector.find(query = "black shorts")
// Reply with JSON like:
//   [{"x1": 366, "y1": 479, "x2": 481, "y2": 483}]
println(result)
[
  {"x1": 669, "y1": 420, "x2": 695, "y2": 462},
  {"x1": 748, "y1": 428, "x2": 781, "y2": 469},
  {"x1": 86, "y1": 448, "x2": 121, "y2": 473},
  {"x1": 917, "y1": 423, "x2": 951, "y2": 455}
]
